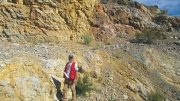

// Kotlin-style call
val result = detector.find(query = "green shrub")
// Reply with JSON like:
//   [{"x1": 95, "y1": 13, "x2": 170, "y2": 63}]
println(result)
[
  {"x1": 131, "y1": 29, "x2": 166, "y2": 44},
  {"x1": 108, "y1": 96, "x2": 116, "y2": 101},
  {"x1": 82, "y1": 35, "x2": 92, "y2": 45},
  {"x1": 159, "y1": 9, "x2": 168, "y2": 15},
  {"x1": 76, "y1": 75, "x2": 93, "y2": 96},
  {"x1": 113, "y1": 49, "x2": 125, "y2": 58},
  {"x1": 148, "y1": 91, "x2": 164, "y2": 101},
  {"x1": 93, "y1": 42, "x2": 104, "y2": 50},
  {"x1": 116, "y1": 32, "x2": 124, "y2": 38}
]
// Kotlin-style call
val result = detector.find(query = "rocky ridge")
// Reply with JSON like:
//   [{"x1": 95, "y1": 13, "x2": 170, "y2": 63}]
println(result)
[{"x1": 0, "y1": 0, "x2": 179, "y2": 42}]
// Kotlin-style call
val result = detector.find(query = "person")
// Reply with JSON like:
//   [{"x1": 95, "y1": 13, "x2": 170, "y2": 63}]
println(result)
[{"x1": 63, "y1": 55, "x2": 78, "y2": 101}]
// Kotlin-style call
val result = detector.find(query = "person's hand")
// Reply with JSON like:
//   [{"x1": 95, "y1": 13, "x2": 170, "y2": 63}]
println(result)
[
  {"x1": 73, "y1": 60, "x2": 78, "y2": 64},
  {"x1": 76, "y1": 73, "x2": 79, "y2": 80}
]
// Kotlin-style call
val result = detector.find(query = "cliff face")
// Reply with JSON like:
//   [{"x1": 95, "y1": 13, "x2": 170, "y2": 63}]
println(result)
[
  {"x1": 0, "y1": 0, "x2": 96, "y2": 42},
  {"x1": 0, "y1": 0, "x2": 179, "y2": 42},
  {"x1": 92, "y1": 1, "x2": 180, "y2": 41}
]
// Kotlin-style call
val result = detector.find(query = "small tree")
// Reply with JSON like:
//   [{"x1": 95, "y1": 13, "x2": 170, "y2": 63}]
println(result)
[
  {"x1": 130, "y1": 29, "x2": 166, "y2": 44},
  {"x1": 148, "y1": 91, "x2": 164, "y2": 101},
  {"x1": 159, "y1": 9, "x2": 168, "y2": 15},
  {"x1": 76, "y1": 75, "x2": 93, "y2": 96},
  {"x1": 82, "y1": 35, "x2": 92, "y2": 45}
]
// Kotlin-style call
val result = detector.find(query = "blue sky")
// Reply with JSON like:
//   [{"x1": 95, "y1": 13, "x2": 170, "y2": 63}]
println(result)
[{"x1": 134, "y1": 0, "x2": 180, "y2": 16}]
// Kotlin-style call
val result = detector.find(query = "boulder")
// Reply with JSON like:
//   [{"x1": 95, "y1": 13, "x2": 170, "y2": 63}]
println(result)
[{"x1": 0, "y1": 58, "x2": 56, "y2": 101}]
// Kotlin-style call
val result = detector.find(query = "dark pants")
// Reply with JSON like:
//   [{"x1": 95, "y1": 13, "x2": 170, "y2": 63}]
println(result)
[{"x1": 63, "y1": 78, "x2": 76, "y2": 101}]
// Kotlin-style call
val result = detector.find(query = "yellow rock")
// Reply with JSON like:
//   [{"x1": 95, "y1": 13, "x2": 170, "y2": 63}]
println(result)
[{"x1": 0, "y1": 57, "x2": 56, "y2": 101}]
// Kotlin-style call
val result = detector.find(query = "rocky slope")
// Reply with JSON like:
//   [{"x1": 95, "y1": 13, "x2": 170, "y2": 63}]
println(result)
[
  {"x1": 0, "y1": 0, "x2": 180, "y2": 101},
  {"x1": 0, "y1": 40, "x2": 179, "y2": 101}
]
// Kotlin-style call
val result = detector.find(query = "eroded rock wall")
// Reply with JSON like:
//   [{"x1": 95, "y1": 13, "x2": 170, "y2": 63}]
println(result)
[
  {"x1": 0, "y1": 0, "x2": 97, "y2": 42},
  {"x1": 0, "y1": 0, "x2": 179, "y2": 43}
]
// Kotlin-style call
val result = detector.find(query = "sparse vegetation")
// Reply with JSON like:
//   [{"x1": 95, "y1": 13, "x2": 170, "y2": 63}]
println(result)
[
  {"x1": 104, "y1": 38, "x2": 113, "y2": 45},
  {"x1": 113, "y1": 50, "x2": 124, "y2": 58},
  {"x1": 82, "y1": 35, "x2": 93, "y2": 45},
  {"x1": 76, "y1": 74, "x2": 93, "y2": 96},
  {"x1": 93, "y1": 42, "x2": 104, "y2": 50},
  {"x1": 130, "y1": 29, "x2": 166, "y2": 44},
  {"x1": 108, "y1": 96, "x2": 116, "y2": 101},
  {"x1": 116, "y1": 32, "x2": 124, "y2": 38},
  {"x1": 159, "y1": 9, "x2": 168, "y2": 15},
  {"x1": 148, "y1": 91, "x2": 164, "y2": 101}
]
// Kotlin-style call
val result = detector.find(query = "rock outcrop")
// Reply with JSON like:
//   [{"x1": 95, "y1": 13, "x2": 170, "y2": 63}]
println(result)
[
  {"x1": 0, "y1": 57, "x2": 56, "y2": 101},
  {"x1": 0, "y1": 0, "x2": 97, "y2": 42},
  {"x1": 154, "y1": 15, "x2": 180, "y2": 31},
  {"x1": 0, "y1": 0, "x2": 179, "y2": 42}
]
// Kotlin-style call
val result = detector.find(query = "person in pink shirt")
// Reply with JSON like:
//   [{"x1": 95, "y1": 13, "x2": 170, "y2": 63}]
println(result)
[{"x1": 63, "y1": 55, "x2": 78, "y2": 101}]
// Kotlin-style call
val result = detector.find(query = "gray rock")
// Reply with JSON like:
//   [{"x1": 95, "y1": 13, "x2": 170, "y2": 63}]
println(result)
[
  {"x1": 6, "y1": 8, "x2": 17, "y2": 19},
  {"x1": 0, "y1": 63, "x2": 6, "y2": 68},
  {"x1": 42, "y1": 58, "x2": 63, "y2": 68},
  {"x1": 2, "y1": 8, "x2": 11, "y2": 19},
  {"x1": 165, "y1": 98, "x2": 170, "y2": 101},
  {"x1": 85, "y1": 52, "x2": 94, "y2": 62},
  {"x1": 155, "y1": 15, "x2": 180, "y2": 31},
  {"x1": 174, "y1": 41, "x2": 180, "y2": 46},
  {"x1": 137, "y1": 82, "x2": 148, "y2": 100},
  {"x1": 0, "y1": 80, "x2": 14, "y2": 97},
  {"x1": 3, "y1": 29, "x2": 19, "y2": 37},
  {"x1": 176, "y1": 69, "x2": 180, "y2": 76},
  {"x1": 176, "y1": 91, "x2": 180, "y2": 100},
  {"x1": 35, "y1": 0, "x2": 52, "y2": 3},
  {"x1": 16, "y1": 12, "x2": 25, "y2": 19},
  {"x1": 127, "y1": 83, "x2": 138, "y2": 93},
  {"x1": 122, "y1": 94, "x2": 128, "y2": 100},
  {"x1": 0, "y1": 80, "x2": 9, "y2": 86}
]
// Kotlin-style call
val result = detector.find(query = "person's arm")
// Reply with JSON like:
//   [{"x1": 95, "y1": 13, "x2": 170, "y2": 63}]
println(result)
[
  {"x1": 63, "y1": 63, "x2": 68, "y2": 78},
  {"x1": 75, "y1": 63, "x2": 78, "y2": 71},
  {"x1": 75, "y1": 63, "x2": 79, "y2": 81}
]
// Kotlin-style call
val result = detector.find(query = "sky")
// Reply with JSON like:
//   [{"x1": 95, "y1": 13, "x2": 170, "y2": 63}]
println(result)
[{"x1": 134, "y1": 0, "x2": 180, "y2": 16}]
